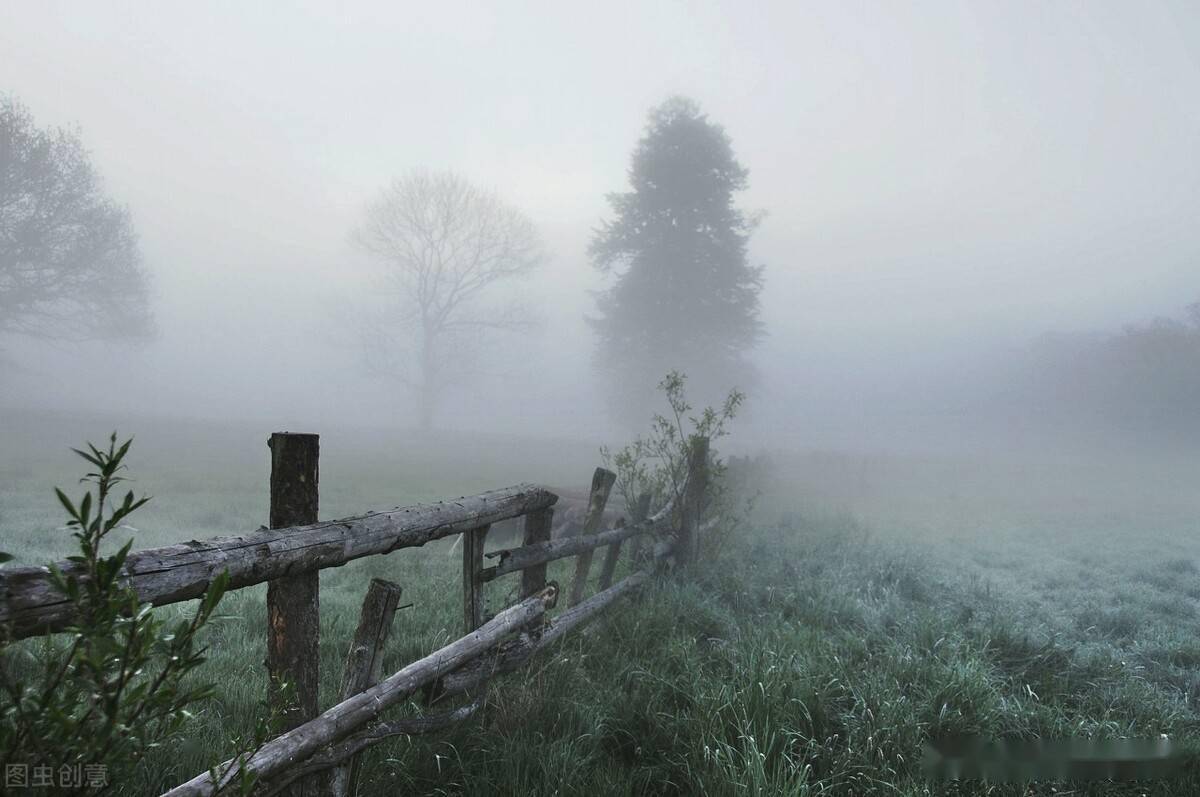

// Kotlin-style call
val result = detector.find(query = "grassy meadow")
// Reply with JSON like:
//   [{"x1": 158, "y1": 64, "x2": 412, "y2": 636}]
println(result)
[{"x1": 5, "y1": 409, "x2": 1200, "y2": 794}]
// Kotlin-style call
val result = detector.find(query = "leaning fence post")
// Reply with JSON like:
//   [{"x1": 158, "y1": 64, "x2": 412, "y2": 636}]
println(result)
[
  {"x1": 679, "y1": 436, "x2": 710, "y2": 566},
  {"x1": 567, "y1": 468, "x2": 617, "y2": 607},
  {"x1": 463, "y1": 524, "x2": 491, "y2": 632},
  {"x1": 625, "y1": 491, "x2": 653, "y2": 566},
  {"x1": 596, "y1": 518, "x2": 626, "y2": 592},
  {"x1": 332, "y1": 578, "x2": 404, "y2": 797}
]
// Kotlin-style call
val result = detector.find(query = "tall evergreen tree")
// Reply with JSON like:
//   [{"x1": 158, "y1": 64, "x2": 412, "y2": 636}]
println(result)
[{"x1": 589, "y1": 97, "x2": 764, "y2": 426}]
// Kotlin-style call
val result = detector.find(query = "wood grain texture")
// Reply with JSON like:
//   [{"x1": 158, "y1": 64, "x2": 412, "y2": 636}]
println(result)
[
  {"x1": 2, "y1": 484, "x2": 557, "y2": 639},
  {"x1": 332, "y1": 578, "x2": 404, "y2": 797},
  {"x1": 567, "y1": 468, "x2": 616, "y2": 607}
]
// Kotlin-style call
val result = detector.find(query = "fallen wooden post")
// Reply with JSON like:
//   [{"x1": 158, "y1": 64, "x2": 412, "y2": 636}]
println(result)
[
  {"x1": 163, "y1": 586, "x2": 558, "y2": 797},
  {"x1": 568, "y1": 468, "x2": 616, "y2": 607},
  {"x1": 1, "y1": 484, "x2": 557, "y2": 639},
  {"x1": 332, "y1": 578, "x2": 404, "y2": 797}
]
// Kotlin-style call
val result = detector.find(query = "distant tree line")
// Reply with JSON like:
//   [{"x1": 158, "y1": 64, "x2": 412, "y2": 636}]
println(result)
[
  {"x1": 353, "y1": 96, "x2": 766, "y2": 431},
  {"x1": 4, "y1": 88, "x2": 766, "y2": 434},
  {"x1": 1017, "y1": 301, "x2": 1200, "y2": 444}
]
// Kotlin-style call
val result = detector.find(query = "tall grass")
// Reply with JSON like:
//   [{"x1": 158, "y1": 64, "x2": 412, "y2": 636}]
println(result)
[{"x1": 5, "y1": 413, "x2": 1200, "y2": 794}]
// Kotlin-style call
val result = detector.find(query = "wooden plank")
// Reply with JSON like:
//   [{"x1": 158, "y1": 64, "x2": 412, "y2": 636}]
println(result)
[
  {"x1": 567, "y1": 468, "x2": 616, "y2": 607},
  {"x1": 332, "y1": 578, "x2": 404, "y2": 797},
  {"x1": 2, "y1": 484, "x2": 558, "y2": 639},
  {"x1": 479, "y1": 520, "x2": 656, "y2": 583},
  {"x1": 163, "y1": 586, "x2": 558, "y2": 797},
  {"x1": 266, "y1": 433, "x2": 321, "y2": 741},
  {"x1": 519, "y1": 506, "x2": 554, "y2": 600},
  {"x1": 462, "y1": 525, "x2": 490, "y2": 632}
]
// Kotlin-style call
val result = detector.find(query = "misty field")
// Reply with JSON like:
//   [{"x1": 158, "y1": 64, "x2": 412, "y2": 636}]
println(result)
[{"x1": 5, "y1": 411, "x2": 1200, "y2": 795}]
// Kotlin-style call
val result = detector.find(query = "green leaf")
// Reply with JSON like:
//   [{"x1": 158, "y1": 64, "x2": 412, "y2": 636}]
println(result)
[
  {"x1": 113, "y1": 538, "x2": 134, "y2": 571},
  {"x1": 78, "y1": 491, "x2": 93, "y2": 527},
  {"x1": 202, "y1": 571, "x2": 230, "y2": 615},
  {"x1": 54, "y1": 487, "x2": 78, "y2": 520},
  {"x1": 70, "y1": 447, "x2": 104, "y2": 468},
  {"x1": 115, "y1": 436, "x2": 133, "y2": 464}
]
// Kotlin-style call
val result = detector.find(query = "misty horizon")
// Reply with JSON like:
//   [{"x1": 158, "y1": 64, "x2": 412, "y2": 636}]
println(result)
[{"x1": 3, "y1": 1, "x2": 1199, "y2": 457}]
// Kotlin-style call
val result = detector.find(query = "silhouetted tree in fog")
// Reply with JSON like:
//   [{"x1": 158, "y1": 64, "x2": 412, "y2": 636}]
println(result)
[
  {"x1": 589, "y1": 97, "x2": 764, "y2": 426},
  {"x1": 0, "y1": 96, "x2": 152, "y2": 345},
  {"x1": 352, "y1": 170, "x2": 544, "y2": 430}
]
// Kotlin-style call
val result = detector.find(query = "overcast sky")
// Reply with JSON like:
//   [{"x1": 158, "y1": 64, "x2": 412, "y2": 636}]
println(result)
[{"x1": 3, "y1": 1, "x2": 1198, "y2": 450}]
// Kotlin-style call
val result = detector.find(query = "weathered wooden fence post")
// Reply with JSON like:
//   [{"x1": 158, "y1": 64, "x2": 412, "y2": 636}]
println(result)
[
  {"x1": 568, "y1": 468, "x2": 616, "y2": 607},
  {"x1": 266, "y1": 432, "x2": 322, "y2": 796},
  {"x1": 520, "y1": 506, "x2": 555, "y2": 600},
  {"x1": 596, "y1": 518, "x2": 626, "y2": 592},
  {"x1": 624, "y1": 491, "x2": 653, "y2": 567},
  {"x1": 266, "y1": 433, "x2": 321, "y2": 729},
  {"x1": 332, "y1": 578, "x2": 404, "y2": 797},
  {"x1": 678, "y1": 436, "x2": 710, "y2": 566},
  {"x1": 463, "y1": 525, "x2": 491, "y2": 631}
]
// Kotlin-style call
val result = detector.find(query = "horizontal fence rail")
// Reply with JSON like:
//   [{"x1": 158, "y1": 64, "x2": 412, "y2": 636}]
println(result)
[
  {"x1": 481, "y1": 523, "x2": 647, "y2": 582},
  {"x1": 478, "y1": 491, "x2": 679, "y2": 583},
  {"x1": 0, "y1": 484, "x2": 557, "y2": 639}
]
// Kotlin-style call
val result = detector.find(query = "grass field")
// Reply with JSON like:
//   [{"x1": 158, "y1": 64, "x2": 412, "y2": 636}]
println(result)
[{"x1": 5, "y1": 409, "x2": 1200, "y2": 795}]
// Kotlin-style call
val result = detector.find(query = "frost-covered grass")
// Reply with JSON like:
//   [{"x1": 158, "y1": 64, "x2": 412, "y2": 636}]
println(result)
[{"x1": 5, "y1": 410, "x2": 1200, "y2": 795}]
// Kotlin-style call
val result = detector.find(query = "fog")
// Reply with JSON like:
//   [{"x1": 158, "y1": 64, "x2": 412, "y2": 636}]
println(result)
[{"x1": 3, "y1": 0, "x2": 1199, "y2": 461}]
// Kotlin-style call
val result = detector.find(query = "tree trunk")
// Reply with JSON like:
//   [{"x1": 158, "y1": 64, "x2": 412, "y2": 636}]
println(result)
[
  {"x1": 418, "y1": 385, "x2": 434, "y2": 432},
  {"x1": 418, "y1": 325, "x2": 436, "y2": 431}
]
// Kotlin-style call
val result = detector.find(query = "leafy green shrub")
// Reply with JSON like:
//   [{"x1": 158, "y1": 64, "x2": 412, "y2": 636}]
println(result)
[
  {"x1": 601, "y1": 371, "x2": 758, "y2": 558},
  {"x1": 0, "y1": 434, "x2": 228, "y2": 790}
]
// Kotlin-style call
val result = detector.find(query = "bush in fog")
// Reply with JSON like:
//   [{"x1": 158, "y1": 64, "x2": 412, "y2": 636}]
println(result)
[
  {"x1": 602, "y1": 371, "x2": 757, "y2": 558},
  {"x1": 0, "y1": 435, "x2": 227, "y2": 789}
]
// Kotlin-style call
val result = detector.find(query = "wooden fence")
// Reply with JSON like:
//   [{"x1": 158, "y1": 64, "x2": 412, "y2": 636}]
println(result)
[{"x1": 0, "y1": 432, "x2": 712, "y2": 796}]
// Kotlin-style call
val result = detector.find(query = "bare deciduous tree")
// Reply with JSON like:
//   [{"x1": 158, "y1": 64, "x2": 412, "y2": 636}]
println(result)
[
  {"x1": 0, "y1": 95, "x2": 152, "y2": 344},
  {"x1": 352, "y1": 170, "x2": 544, "y2": 430}
]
